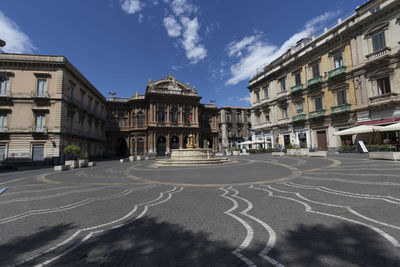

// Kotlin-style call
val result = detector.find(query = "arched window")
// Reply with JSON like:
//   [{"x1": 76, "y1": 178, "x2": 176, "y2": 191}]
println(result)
[
  {"x1": 170, "y1": 106, "x2": 179, "y2": 124},
  {"x1": 118, "y1": 113, "x2": 125, "y2": 127},
  {"x1": 183, "y1": 106, "x2": 192, "y2": 124},
  {"x1": 137, "y1": 112, "x2": 144, "y2": 126},
  {"x1": 157, "y1": 105, "x2": 165, "y2": 123}
]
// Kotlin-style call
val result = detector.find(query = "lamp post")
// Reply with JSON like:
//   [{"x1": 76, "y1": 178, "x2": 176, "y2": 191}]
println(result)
[{"x1": 0, "y1": 39, "x2": 6, "y2": 83}]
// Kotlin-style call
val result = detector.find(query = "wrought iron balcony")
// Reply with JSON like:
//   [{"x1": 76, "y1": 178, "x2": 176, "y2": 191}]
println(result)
[
  {"x1": 290, "y1": 84, "x2": 304, "y2": 93},
  {"x1": 328, "y1": 66, "x2": 347, "y2": 80},
  {"x1": 307, "y1": 76, "x2": 323, "y2": 88},
  {"x1": 309, "y1": 109, "x2": 326, "y2": 119},
  {"x1": 292, "y1": 113, "x2": 306, "y2": 122},
  {"x1": 331, "y1": 103, "x2": 351, "y2": 114}
]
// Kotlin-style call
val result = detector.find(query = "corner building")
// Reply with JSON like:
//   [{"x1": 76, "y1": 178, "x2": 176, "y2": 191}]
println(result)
[
  {"x1": 248, "y1": 0, "x2": 399, "y2": 151},
  {"x1": 107, "y1": 75, "x2": 219, "y2": 157}
]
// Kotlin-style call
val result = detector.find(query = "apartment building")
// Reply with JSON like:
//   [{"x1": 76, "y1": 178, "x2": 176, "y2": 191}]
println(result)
[
  {"x1": 218, "y1": 107, "x2": 251, "y2": 150},
  {"x1": 248, "y1": 0, "x2": 400, "y2": 151},
  {"x1": 107, "y1": 75, "x2": 219, "y2": 157},
  {"x1": 0, "y1": 54, "x2": 107, "y2": 164}
]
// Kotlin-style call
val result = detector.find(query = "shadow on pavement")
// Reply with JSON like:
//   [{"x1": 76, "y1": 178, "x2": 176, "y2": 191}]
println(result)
[
  {"x1": 272, "y1": 223, "x2": 400, "y2": 267},
  {"x1": 0, "y1": 223, "x2": 76, "y2": 266},
  {"x1": 49, "y1": 217, "x2": 400, "y2": 266}
]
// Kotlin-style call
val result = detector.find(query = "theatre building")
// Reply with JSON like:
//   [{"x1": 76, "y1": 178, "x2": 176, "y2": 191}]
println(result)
[{"x1": 107, "y1": 75, "x2": 219, "y2": 157}]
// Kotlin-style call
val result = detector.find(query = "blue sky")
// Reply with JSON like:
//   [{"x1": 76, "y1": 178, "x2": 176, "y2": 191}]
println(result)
[{"x1": 0, "y1": 0, "x2": 366, "y2": 107}]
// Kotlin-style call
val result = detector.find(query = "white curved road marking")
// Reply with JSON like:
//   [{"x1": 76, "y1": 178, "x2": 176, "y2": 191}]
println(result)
[
  {"x1": 301, "y1": 176, "x2": 400, "y2": 187},
  {"x1": 219, "y1": 187, "x2": 256, "y2": 267},
  {"x1": 250, "y1": 185, "x2": 400, "y2": 248},
  {"x1": 228, "y1": 187, "x2": 284, "y2": 267},
  {"x1": 0, "y1": 185, "x2": 154, "y2": 224}
]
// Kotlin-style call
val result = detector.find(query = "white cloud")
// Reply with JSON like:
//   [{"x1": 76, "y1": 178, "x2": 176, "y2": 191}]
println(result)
[
  {"x1": 120, "y1": 0, "x2": 143, "y2": 14},
  {"x1": 180, "y1": 16, "x2": 207, "y2": 64},
  {"x1": 239, "y1": 96, "x2": 251, "y2": 103},
  {"x1": 163, "y1": 15, "x2": 182, "y2": 37},
  {"x1": 138, "y1": 14, "x2": 144, "y2": 23},
  {"x1": 225, "y1": 11, "x2": 340, "y2": 85},
  {"x1": 170, "y1": 0, "x2": 196, "y2": 16},
  {"x1": 0, "y1": 11, "x2": 35, "y2": 54}
]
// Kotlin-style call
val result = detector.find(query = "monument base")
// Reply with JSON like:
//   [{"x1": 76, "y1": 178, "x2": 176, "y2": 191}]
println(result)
[{"x1": 154, "y1": 148, "x2": 229, "y2": 167}]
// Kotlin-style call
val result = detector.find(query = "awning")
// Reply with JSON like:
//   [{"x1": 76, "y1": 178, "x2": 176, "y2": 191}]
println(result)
[
  {"x1": 238, "y1": 141, "x2": 253, "y2": 145},
  {"x1": 333, "y1": 125, "x2": 384, "y2": 136},
  {"x1": 377, "y1": 122, "x2": 400, "y2": 132}
]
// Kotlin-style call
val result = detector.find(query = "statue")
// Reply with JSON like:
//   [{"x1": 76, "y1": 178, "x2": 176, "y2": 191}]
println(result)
[
  {"x1": 148, "y1": 79, "x2": 155, "y2": 91},
  {"x1": 186, "y1": 134, "x2": 197, "y2": 149}
]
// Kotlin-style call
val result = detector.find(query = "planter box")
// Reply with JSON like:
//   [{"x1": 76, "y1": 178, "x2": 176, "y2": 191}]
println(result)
[
  {"x1": 369, "y1": 152, "x2": 400, "y2": 161},
  {"x1": 214, "y1": 153, "x2": 224, "y2": 157},
  {"x1": 65, "y1": 160, "x2": 79, "y2": 169},
  {"x1": 287, "y1": 148, "x2": 309, "y2": 157},
  {"x1": 120, "y1": 158, "x2": 129, "y2": 163},
  {"x1": 272, "y1": 152, "x2": 285, "y2": 156},
  {"x1": 54, "y1": 165, "x2": 70, "y2": 171},
  {"x1": 88, "y1": 161, "x2": 96, "y2": 167},
  {"x1": 79, "y1": 159, "x2": 89, "y2": 168},
  {"x1": 308, "y1": 151, "x2": 327, "y2": 157},
  {"x1": 232, "y1": 151, "x2": 240, "y2": 156},
  {"x1": 136, "y1": 156, "x2": 143, "y2": 161},
  {"x1": 129, "y1": 156, "x2": 136, "y2": 162}
]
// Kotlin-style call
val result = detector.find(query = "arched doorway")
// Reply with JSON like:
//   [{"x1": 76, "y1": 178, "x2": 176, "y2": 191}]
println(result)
[
  {"x1": 170, "y1": 136, "x2": 179, "y2": 150},
  {"x1": 118, "y1": 137, "x2": 128, "y2": 157},
  {"x1": 157, "y1": 136, "x2": 166, "y2": 156},
  {"x1": 183, "y1": 136, "x2": 189, "y2": 149},
  {"x1": 203, "y1": 138, "x2": 212, "y2": 148},
  {"x1": 137, "y1": 138, "x2": 144, "y2": 155}
]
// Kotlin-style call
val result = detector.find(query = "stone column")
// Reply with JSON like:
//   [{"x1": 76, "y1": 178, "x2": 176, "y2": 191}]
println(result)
[
  {"x1": 166, "y1": 132, "x2": 170, "y2": 152},
  {"x1": 196, "y1": 133, "x2": 200, "y2": 148},
  {"x1": 179, "y1": 133, "x2": 183, "y2": 149}
]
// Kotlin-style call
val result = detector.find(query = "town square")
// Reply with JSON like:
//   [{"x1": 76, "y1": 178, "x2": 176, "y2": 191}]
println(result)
[{"x1": 1, "y1": 0, "x2": 400, "y2": 266}]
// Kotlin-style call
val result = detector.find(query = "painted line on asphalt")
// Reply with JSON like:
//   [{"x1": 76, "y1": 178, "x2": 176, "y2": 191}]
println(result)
[
  {"x1": 4, "y1": 186, "x2": 79, "y2": 196},
  {"x1": 309, "y1": 172, "x2": 400, "y2": 178},
  {"x1": 250, "y1": 185, "x2": 400, "y2": 248},
  {"x1": 283, "y1": 182, "x2": 400, "y2": 205},
  {"x1": 0, "y1": 185, "x2": 154, "y2": 224},
  {"x1": 301, "y1": 176, "x2": 400, "y2": 187},
  {"x1": 219, "y1": 187, "x2": 256, "y2": 267},
  {"x1": 268, "y1": 185, "x2": 400, "y2": 231},
  {"x1": 228, "y1": 187, "x2": 284, "y2": 267},
  {"x1": 32, "y1": 186, "x2": 183, "y2": 267},
  {"x1": 18, "y1": 186, "x2": 182, "y2": 266},
  {"x1": 0, "y1": 186, "x2": 110, "y2": 205}
]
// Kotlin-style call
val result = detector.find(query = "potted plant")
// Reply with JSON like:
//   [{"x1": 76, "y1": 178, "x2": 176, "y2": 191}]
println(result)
[{"x1": 64, "y1": 145, "x2": 80, "y2": 168}]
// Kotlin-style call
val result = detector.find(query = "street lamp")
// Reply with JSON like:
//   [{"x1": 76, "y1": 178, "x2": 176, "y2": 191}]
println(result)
[{"x1": 0, "y1": 39, "x2": 5, "y2": 47}]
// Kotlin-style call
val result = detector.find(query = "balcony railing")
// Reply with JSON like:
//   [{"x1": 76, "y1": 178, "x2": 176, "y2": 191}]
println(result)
[
  {"x1": 328, "y1": 66, "x2": 347, "y2": 80},
  {"x1": 292, "y1": 113, "x2": 306, "y2": 122},
  {"x1": 369, "y1": 92, "x2": 399, "y2": 104},
  {"x1": 31, "y1": 91, "x2": 50, "y2": 98},
  {"x1": 0, "y1": 91, "x2": 12, "y2": 98},
  {"x1": 309, "y1": 109, "x2": 326, "y2": 119},
  {"x1": 307, "y1": 76, "x2": 323, "y2": 87},
  {"x1": 331, "y1": 103, "x2": 351, "y2": 114},
  {"x1": 30, "y1": 126, "x2": 47, "y2": 133},
  {"x1": 366, "y1": 47, "x2": 391, "y2": 62},
  {"x1": 290, "y1": 84, "x2": 304, "y2": 93},
  {"x1": 0, "y1": 127, "x2": 8, "y2": 133}
]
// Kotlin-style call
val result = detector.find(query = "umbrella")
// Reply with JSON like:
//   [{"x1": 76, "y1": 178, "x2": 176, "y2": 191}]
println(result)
[
  {"x1": 333, "y1": 125, "x2": 384, "y2": 136},
  {"x1": 377, "y1": 122, "x2": 400, "y2": 132}
]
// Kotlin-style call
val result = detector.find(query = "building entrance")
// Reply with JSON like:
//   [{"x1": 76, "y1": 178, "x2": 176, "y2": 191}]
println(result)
[
  {"x1": 157, "y1": 136, "x2": 166, "y2": 156},
  {"x1": 170, "y1": 136, "x2": 179, "y2": 150}
]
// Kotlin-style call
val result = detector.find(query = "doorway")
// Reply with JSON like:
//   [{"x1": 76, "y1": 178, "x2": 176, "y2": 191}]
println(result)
[
  {"x1": 170, "y1": 136, "x2": 179, "y2": 150},
  {"x1": 317, "y1": 131, "x2": 328, "y2": 151},
  {"x1": 137, "y1": 138, "x2": 144, "y2": 155},
  {"x1": 157, "y1": 136, "x2": 166, "y2": 156},
  {"x1": 32, "y1": 144, "x2": 44, "y2": 161}
]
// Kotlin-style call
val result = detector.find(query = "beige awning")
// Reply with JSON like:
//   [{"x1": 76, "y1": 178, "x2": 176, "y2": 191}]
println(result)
[
  {"x1": 377, "y1": 122, "x2": 400, "y2": 132},
  {"x1": 333, "y1": 125, "x2": 384, "y2": 136}
]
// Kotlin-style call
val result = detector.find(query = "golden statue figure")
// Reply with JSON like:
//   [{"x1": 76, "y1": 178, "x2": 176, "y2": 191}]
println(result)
[{"x1": 186, "y1": 134, "x2": 197, "y2": 149}]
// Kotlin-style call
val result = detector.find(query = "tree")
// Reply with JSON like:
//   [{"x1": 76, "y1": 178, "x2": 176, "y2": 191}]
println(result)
[{"x1": 64, "y1": 145, "x2": 80, "y2": 160}]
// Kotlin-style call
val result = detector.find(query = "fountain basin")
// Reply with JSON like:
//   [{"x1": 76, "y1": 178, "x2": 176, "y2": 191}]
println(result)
[{"x1": 154, "y1": 148, "x2": 229, "y2": 167}]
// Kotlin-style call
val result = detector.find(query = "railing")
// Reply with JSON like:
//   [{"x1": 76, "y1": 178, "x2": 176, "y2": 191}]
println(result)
[
  {"x1": 369, "y1": 92, "x2": 399, "y2": 104},
  {"x1": 328, "y1": 66, "x2": 347, "y2": 79},
  {"x1": 31, "y1": 91, "x2": 50, "y2": 98},
  {"x1": 30, "y1": 126, "x2": 47, "y2": 133},
  {"x1": 309, "y1": 109, "x2": 326, "y2": 119},
  {"x1": 292, "y1": 113, "x2": 306, "y2": 122},
  {"x1": 0, "y1": 91, "x2": 12, "y2": 98},
  {"x1": 290, "y1": 84, "x2": 304, "y2": 93},
  {"x1": 307, "y1": 76, "x2": 323, "y2": 87},
  {"x1": 0, "y1": 127, "x2": 8, "y2": 133},
  {"x1": 331, "y1": 103, "x2": 351, "y2": 114},
  {"x1": 366, "y1": 47, "x2": 391, "y2": 61}
]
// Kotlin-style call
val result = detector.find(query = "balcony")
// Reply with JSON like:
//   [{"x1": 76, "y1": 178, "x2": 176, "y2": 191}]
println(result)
[
  {"x1": 31, "y1": 91, "x2": 50, "y2": 98},
  {"x1": 328, "y1": 66, "x2": 347, "y2": 80},
  {"x1": 290, "y1": 84, "x2": 304, "y2": 94},
  {"x1": 292, "y1": 113, "x2": 306, "y2": 122},
  {"x1": 0, "y1": 91, "x2": 12, "y2": 99},
  {"x1": 0, "y1": 127, "x2": 8, "y2": 133},
  {"x1": 366, "y1": 47, "x2": 391, "y2": 63},
  {"x1": 331, "y1": 103, "x2": 351, "y2": 114},
  {"x1": 369, "y1": 92, "x2": 400, "y2": 104},
  {"x1": 309, "y1": 109, "x2": 326, "y2": 119},
  {"x1": 30, "y1": 126, "x2": 47, "y2": 133},
  {"x1": 307, "y1": 76, "x2": 323, "y2": 88}
]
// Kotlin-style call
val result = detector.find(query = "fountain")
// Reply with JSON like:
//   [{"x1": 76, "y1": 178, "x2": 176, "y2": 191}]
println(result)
[{"x1": 154, "y1": 134, "x2": 229, "y2": 167}]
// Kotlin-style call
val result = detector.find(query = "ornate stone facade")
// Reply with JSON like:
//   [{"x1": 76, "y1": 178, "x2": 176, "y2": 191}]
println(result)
[{"x1": 107, "y1": 75, "x2": 219, "y2": 157}]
